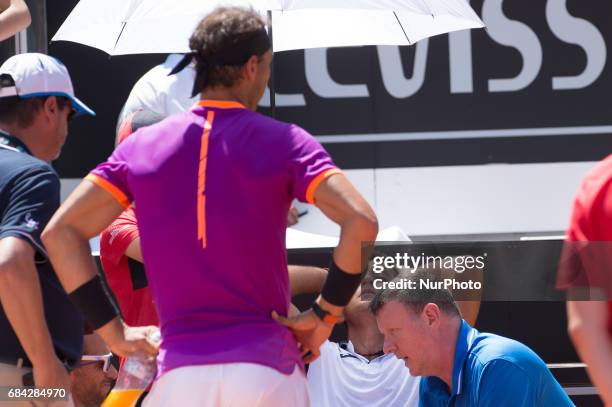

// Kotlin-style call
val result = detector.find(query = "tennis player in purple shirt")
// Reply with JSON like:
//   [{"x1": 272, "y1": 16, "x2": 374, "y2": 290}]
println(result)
[{"x1": 43, "y1": 7, "x2": 378, "y2": 406}]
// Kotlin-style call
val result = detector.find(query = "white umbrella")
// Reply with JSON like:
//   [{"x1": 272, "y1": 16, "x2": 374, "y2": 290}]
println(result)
[
  {"x1": 52, "y1": 0, "x2": 484, "y2": 55},
  {"x1": 51, "y1": 0, "x2": 276, "y2": 55},
  {"x1": 270, "y1": 7, "x2": 482, "y2": 51}
]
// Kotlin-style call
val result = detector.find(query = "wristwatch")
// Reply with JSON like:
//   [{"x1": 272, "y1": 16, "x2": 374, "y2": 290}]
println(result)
[{"x1": 312, "y1": 302, "x2": 343, "y2": 325}]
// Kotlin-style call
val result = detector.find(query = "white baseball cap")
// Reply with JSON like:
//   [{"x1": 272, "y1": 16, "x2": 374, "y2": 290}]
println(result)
[{"x1": 0, "y1": 53, "x2": 95, "y2": 117}]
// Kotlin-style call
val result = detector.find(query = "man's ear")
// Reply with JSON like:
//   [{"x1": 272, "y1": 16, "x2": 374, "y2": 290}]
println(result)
[
  {"x1": 422, "y1": 303, "x2": 441, "y2": 327},
  {"x1": 242, "y1": 55, "x2": 259, "y2": 81},
  {"x1": 42, "y1": 96, "x2": 59, "y2": 122}
]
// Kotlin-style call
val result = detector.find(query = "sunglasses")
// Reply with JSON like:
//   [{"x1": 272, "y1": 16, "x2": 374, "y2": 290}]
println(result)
[{"x1": 79, "y1": 353, "x2": 113, "y2": 372}]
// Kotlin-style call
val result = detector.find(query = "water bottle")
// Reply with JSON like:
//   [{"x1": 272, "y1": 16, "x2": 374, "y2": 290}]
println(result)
[{"x1": 101, "y1": 331, "x2": 160, "y2": 407}]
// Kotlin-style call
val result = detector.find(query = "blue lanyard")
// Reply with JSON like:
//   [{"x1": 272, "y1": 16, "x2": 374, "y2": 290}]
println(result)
[{"x1": 0, "y1": 131, "x2": 28, "y2": 154}]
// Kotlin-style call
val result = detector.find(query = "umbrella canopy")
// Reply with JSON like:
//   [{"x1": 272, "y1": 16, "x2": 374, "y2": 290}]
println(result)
[
  {"x1": 271, "y1": 6, "x2": 482, "y2": 51},
  {"x1": 52, "y1": 0, "x2": 484, "y2": 55}
]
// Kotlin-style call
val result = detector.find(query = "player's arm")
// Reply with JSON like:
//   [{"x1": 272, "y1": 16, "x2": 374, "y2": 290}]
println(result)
[
  {"x1": 0, "y1": 0, "x2": 31, "y2": 41},
  {"x1": 289, "y1": 265, "x2": 327, "y2": 297},
  {"x1": 313, "y1": 173, "x2": 378, "y2": 314},
  {"x1": 567, "y1": 300, "x2": 612, "y2": 405},
  {"x1": 42, "y1": 180, "x2": 157, "y2": 358},
  {"x1": 274, "y1": 174, "x2": 377, "y2": 361}
]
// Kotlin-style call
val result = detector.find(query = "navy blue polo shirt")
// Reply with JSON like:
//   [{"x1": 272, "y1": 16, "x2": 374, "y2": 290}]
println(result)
[
  {"x1": 0, "y1": 132, "x2": 83, "y2": 367},
  {"x1": 419, "y1": 320, "x2": 574, "y2": 407}
]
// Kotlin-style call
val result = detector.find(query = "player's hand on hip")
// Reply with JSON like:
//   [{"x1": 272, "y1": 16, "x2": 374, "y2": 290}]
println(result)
[{"x1": 272, "y1": 309, "x2": 333, "y2": 363}]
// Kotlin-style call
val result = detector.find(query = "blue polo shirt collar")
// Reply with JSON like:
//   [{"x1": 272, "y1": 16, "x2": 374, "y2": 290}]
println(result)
[
  {"x1": 0, "y1": 130, "x2": 31, "y2": 155},
  {"x1": 451, "y1": 320, "x2": 479, "y2": 396}
]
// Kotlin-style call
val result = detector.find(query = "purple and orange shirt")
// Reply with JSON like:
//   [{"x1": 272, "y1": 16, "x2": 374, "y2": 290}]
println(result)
[{"x1": 87, "y1": 100, "x2": 340, "y2": 376}]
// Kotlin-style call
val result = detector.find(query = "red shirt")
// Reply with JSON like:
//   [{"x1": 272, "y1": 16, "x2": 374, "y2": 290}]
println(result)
[
  {"x1": 564, "y1": 154, "x2": 612, "y2": 336},
  {"x1": 100, "y1": 207, "x2": 159, "y2": 327}
]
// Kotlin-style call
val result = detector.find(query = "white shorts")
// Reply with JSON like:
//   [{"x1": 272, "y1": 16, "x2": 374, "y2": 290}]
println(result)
[{"x1": 143, "y1": 363, "x2": 309, "y2": 407}]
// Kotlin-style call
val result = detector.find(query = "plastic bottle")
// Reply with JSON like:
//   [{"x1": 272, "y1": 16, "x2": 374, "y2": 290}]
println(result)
[{"x1": 101, "y1": 331, "x2": 160, "y2": 407}]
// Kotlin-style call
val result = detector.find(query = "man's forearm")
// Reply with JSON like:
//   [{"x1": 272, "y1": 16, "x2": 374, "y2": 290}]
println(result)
[
  {"x1": 310, "y1": 174, "x2": 378, "y2": 314},
  {"x1": 571, "y1": 328, "x2": 612, "y2": 403},
  {"x1": 319, "y1": 216, "x2": 377, "y2": 315},
  {"x1": 334, "y1": 215, "x2": 378, "y2": 274},
  {"x1": 42, "y1": 225, "x2": 98, "y2": 292},
  {"x1": 0, "y1": 250, "x2": 56, "y2": 365},
  {"x1": 42, "y1": 225, "x2": 124, "y2": 345},
  {"x1": 567, "y1": 301, "x2": 612, "y2": 404},
  {"x1": 0, "y1": 0, "x2": 31, "y2": 41},
  {"x1": 289, "y1": 265, "x2": 327, "y2": 297}
]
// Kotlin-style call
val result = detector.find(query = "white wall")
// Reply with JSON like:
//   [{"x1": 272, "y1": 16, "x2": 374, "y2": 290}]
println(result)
[{"x1": 291, "y1": 161, "x2": 595, "y2": 237}]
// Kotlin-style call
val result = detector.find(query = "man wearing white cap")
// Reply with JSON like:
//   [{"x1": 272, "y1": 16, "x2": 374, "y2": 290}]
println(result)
[
  {"x1": 0, "y1": 53, "x2": 96, "y2": 406},
  {"x1": 116, "y1": 54, "x2": 197, "y2": 140}
]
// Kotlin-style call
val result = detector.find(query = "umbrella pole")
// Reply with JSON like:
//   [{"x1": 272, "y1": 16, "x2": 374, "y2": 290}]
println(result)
[{"x1": 267, "y1": 10, "x2": 276, "y2": 119}]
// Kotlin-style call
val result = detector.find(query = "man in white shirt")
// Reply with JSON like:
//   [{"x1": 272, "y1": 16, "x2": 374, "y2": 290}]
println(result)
[
  {"x1": 307, "y1": 284, "x2": 420, "y2": 407},
  {"x1": 290, "y1": 263, "x2": 420, "y2": 407},
  {"x1": 290, "y1": 262, "x2": 480, "y2": 407},
  {"x1": 115, "y1": 54, "x2": 197, "y2": 140}
]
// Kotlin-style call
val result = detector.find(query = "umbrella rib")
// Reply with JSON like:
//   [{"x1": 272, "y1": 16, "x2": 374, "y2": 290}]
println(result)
[
  {"x1": 421, "y1": 0, "x2": 434, "y2": 18},
  {"x1": 112, "y1": 22, "x2": 127, "y2": 54},
  {"x1": 393, "y1": 11, "x2": 411, "y2": 46}
]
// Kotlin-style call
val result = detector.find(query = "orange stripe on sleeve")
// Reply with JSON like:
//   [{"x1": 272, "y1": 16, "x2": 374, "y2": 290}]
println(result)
[
  {"x1": 84, "y1": 174, "x2": 131, "y2": 208},
  {"x1": 196, "y1": 110, "x2": 215, "y2": 248},
  {"x1": 305, "y1": 168, "x2": 343, "y2": 204}
]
